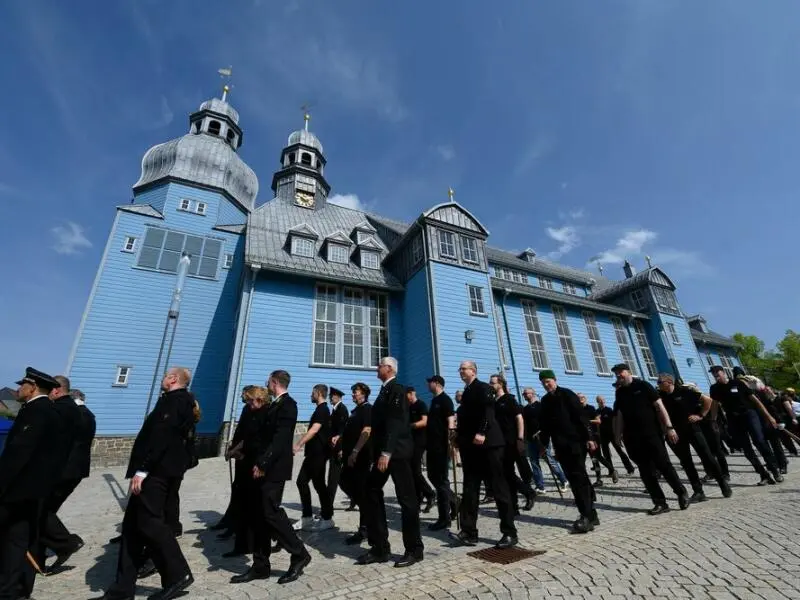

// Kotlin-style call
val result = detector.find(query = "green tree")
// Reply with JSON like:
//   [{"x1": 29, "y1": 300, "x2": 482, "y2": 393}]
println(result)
[{"x1": 731, "y1": 333, "x2": 766, "y2": 374}]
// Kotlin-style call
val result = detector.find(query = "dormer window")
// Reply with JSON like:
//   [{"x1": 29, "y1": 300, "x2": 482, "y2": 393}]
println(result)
[
  {"x1": 208, "y1": 120, "x2": 221, "y2": 136},
  {"x1": 291, "y1": 237, "x2": 315, "y2": 258},
  {"x1": 438, "y1": 230, "x2": 456, "y2": 259},
  {"x1": 361, "y1": 251, "x2": 380, "y2": 270},
  {"x1": 630, "y1": 289, "x2": 646, "y2": 310},
  {"x1": 301, "y1": 152, "x2": 313, "y2": 166},
  {"x1": 356, "y1": 232, "x2": 372, "y2": 244},
  {"x1": 538, "y1": 276, "x2": 553, "y2": 290},
  {"x1": 328, "y1": 243, "x2": 349, "y2": 264},
  {"x1": 461, "y1": 236, "x2": 479, "y2": 264}
]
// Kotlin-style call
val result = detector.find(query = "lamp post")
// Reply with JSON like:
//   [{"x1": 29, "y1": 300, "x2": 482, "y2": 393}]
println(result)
[{"x1": 144, "y1": 254, "x2": 191, "y2": 420}]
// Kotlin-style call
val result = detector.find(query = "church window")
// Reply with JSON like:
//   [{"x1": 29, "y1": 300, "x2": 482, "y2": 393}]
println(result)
[
  {"x1": 438, "y1": 230, "x2": 456, "y2": 259},
  {"x1": 538, "y1": 276, "x2": 554, "y2": 290},
  {"x1": 553, "y1": 305, "x2": 580, "y2": 373},
  {"x1": 301, "y1": 152, "x2": 313, "y2": 166},
  {"x1": 667, "y1": 322, "x2": 681, "y2": 345},
  {"x1": 583, "y1": 312, "x2": 610, "y2": 375},
  {"x1": 563, "y1": 282, "x2": 577, "y2": 295},
  {"x1": 356, "y1": 231, "x2": 372, "y2": 244},
  {"x1": 361, "y1": 251, "x2": 380, "y2": 270},
  {"x1": 179, "y1": 198, "x2": 191, "y2": 211},
  {"x1": 291, "y1": 236, "x2": 315, "y2": 258},
  {"x1": 495, "y1": 267, "x2": 528, "y2": 284},
  {"x1": 653, "y1": 287, "x2": 679, "y2": 312},
  {"x1": 610, "y1": 317, "x2": 639, "y2": 377},
  {"x1": 313, "y1": 285, "x2": 338, "y2": 365},
  {"x1": 719, "y1": 352, "x2": 735, "y2": 379},
  {"x1": 328, "y1": 243, "x2": 349, "y2": 264},
  {"x1": 195, "y1": 202, "x2": 207, "y2": 215},
  {"x1": 136, "y1": 227, "x2": 222, "y2": 279},
  {"x1": 207, "y1": 120, "x2": 221, "y2": 135},
  {"x1": 411, "y1": 235, "x2": 423, "y2": 266},
  {"x1": 521, "y1": 301, "x2": 549, "y2": 370},
  {"x1": 114, "y1": 366, "x2": 131, "y2": 387},
  {"x1": 342, "y1": 289, "x2": 365, "y2": 366},
  {"x1": 367, "y1": 292, "x2": 389, "y2": 367},
  {"x1": 461, "y1": 236, "x2": 479, "y2": 264},
  {"x1": 467, "y1": 285, "x2": 485, "y2": 315},
  {"x1": 224, "y1": 254, "x2": 234, "y2": 269},
  {"x1": 632, "y1": 321, "x2": 658, "y2": 379},
  {"x1": 122, "y1": 236, "x2": 136, "y2": 253},
  {"x1": 288, "y1": 152, "x2": 296, "y2": 165},
  {"x1": 630, "y1": 289, "x2": 647, "y2": 310}
]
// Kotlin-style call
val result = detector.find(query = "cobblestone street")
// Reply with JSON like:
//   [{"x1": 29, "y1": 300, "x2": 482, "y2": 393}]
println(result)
[{"x1": 37, "y1": 453, "x2": 800, "y2": 600}]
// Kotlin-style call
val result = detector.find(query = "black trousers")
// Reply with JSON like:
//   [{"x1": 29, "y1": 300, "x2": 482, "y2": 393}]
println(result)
[
  {"x1": 699, "y1": 419, "x2": 729, "y2": 478},
  {"x1": 327, "y1": 453, "x2": 343, "y2": 505},
  {"x1": 503, "y1": 443, "x2": 534, "y2": 509},
  {"x1": 626, "y1": 436, "x2": 687, "y2": 506},
  {"x1": 108, "y1": 476, "x2": 190, "y2": 596},
  {"x1": 339, "y1": 459, "x2": 370, "y2": 532},
  {"x1": 460, "y1": 445, "x2": 516, "y2": 538},
  {"x1": 252, "y1": 480, "x2": 305, "y2": 573},
  {"x1": 668, "y1": 425, "x2": 725, "y2": 493},
  {"x1": 39, "y1": 478, "x2": 82, "y2": 555},
  {"x1": 599, "y1": 434, "x2": 634, "y2": 473},
  {"x1": 411, "y1": 441, "x2": 435, "y2": 503},
  {"x1": 779, "y1": 420, "x2": 798, "y2": 456},
  {"x1": 727, "y1": 410, "x2": 778, "y2": 478},
  {"x1": 554, "y1": 445, "x2": 594, "y2": 518},
  {"x1": 363, "y1": 457, "x2": 422, "y2": 555},
  {"x1": 763, "y1": 423, "x2": 788, "y2": 470},
  {"x1": 231, "y1": 460, "x2": 255, "y2": 552},
  {"x1": 0, "y1": 500, "x2": 40, "y2": 600},
  {"x1": 588, "y1": 439, "x2": 615, "y2": 476},
  {"x1": 164, "y1": 476, "x2": 183, "y2": 536},
  {"x1": 297, "y1": 455, "x2": 333, "y2": 520},
  {"x1": 426, "y1": 448, "x2": 454, "y2": 523}
]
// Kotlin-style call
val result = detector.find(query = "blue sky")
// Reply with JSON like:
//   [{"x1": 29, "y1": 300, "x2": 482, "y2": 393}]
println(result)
[{"x1": 0, "y1": 0, "x2": 797, "y2": 387}]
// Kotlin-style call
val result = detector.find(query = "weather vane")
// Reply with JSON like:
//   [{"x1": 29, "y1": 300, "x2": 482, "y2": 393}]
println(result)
[
  {"x1": 447, "y1": 187, "x2": 455, "y2": 201},
  {"x1": 301, "y1": 103, "x2": 313, "y2": 131},
  {"x1": 218, "y1": 66, "x2": 233, "y2": 101}
]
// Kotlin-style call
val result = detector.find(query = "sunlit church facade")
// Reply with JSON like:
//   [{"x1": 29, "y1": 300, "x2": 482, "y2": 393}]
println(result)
[{"x1": 66, "y1": 89, "x2": 742, "y2": 459}]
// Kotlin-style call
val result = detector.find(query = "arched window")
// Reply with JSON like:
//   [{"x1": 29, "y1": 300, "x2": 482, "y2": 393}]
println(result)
[
  {"x1": 301, "y1": 152, "x2": 312, "y2": 166},
  {"x1": 288, "y1": 152, "x2": 296, "y2": 165},
  {"x1": 208, "y1": 120, "x2": 221, "y2": 135}
]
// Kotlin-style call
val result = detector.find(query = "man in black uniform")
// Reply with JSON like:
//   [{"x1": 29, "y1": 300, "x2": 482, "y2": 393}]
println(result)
[
  {"x1": 709, "y1": 366, "x2": 781, "y2": 485},
  {"x1": 596, "y1": 396, "x2": 635, "y2": 475},
  {"x1": 327, "y1": 387, "x2": 349, "y2": 506},
  {"x1": 231, "y1": 370, "x2": 311, "y2": 585},
  {"x1": 537, "y1": 370, "x2": 598, "y2": 533},
  {"x1": 293, "y1": 384, "x2": 333, "y2": 532},
  {"x1": 578, "y1": 393, "x2": 617, "y2": 486},
  {"x1": 357, "y1": 357, "x2": 423, "y2": 568},
  {"x1": 0, "y1": 367, "x2": 63, "y2": 600},
  {"x1": 611, "y1": 363, "x2": 689, "y2": 515},
  {"x1": 93, "y1": 367, "x2": 195, "y2": 600},
  {"x1": 490, "y1": 374, "x2": 535, "y2": 513},
  {"x1": 656, "y1": 374, "x2": 732, "y2": 501},
  {"x1": 39, "y1": 375, "x2": 96, "y2": 570},
  {"x1": 424, "y1": 375, "x2": 456, "y2": 530},
  {"x1": 340, "y1": 382, "x2": 373, "y2": 545},
  {"x1": 407, "y1": 387, "x2": 436, "y2": 513},
  {"x1": 454, "y1": 360, "x2": 517, "y2": 549}
]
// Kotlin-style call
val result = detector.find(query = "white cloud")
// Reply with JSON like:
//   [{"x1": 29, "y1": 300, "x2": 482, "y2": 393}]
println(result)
[
  {"x1": 546, "y1": 226, "x2": 580, "y2": 259},
  {"x1": 589, "y1": 228, "x2": 657, "y2": 265},
  {"x1": 328, "y1": 193, "x2": 365, "y2": 211},
  {"x1": 51, "y1": 221, "x2": 92, "y2": 255},
  {"x1": 434, "y1": 144, "x2": 456, "y2": 161},
  {"x1": 569, "y1": 208, "x2": 585, "y2": 219}
]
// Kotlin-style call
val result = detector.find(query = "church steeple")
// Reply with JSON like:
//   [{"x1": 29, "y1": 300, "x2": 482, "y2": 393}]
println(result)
[{"x1": 271, "y1": 110, "x2": 331, "y2": 210}]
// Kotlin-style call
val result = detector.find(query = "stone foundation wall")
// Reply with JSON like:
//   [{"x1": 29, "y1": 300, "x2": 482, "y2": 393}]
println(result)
[{"x1": 91, "y1": 422, "x2": 310, "y2": 467}]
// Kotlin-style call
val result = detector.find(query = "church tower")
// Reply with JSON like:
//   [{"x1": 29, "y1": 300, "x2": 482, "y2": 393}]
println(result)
[{"x1": 270, "y1": 112, "x2": 331, "y2": 210}]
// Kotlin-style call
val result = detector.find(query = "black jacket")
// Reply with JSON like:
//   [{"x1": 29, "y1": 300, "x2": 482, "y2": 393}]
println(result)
[
  {"x1": 330, "y1": 401, "x2": 349, "y2": 454},
  {"x1": 55, "y1": 395, "x2": 96, "y2": 481},
  {"x1": 50, "y1": 394, "x2": 80, "y2": 480},
  {"x1": 371, "y1": 379, "x2": 413, "y2": 460},
  {"x1": 253, "y1": 393, "x2": 298, "y2": 482},
  {"x1": 538, "y1": 386, "x2": 592, "y2": 453},
  {"x1": 0, "y1": 396, "x2": 62, "y2": 502},
  {"x1": 456, "y1": 378, "x2": 504, "y2": 448},
  {"x1": 522, "y1": 401, "x2": 541, "y2": 442},
  {"x1": 125, "y1": 388, "x2": 195, "y2": 479}
]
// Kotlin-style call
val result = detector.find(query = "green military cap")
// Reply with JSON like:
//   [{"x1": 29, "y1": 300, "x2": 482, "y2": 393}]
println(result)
[{"x1": 538, "y1": 369, "x2": 556, "y2": 381}]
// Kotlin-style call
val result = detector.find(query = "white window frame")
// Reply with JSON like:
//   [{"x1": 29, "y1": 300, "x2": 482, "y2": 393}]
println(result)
[
  {"x1": 327, "y1": 243, "x2": 349, "y2": 264},
  {"x1": 122, "y1": 236, "x2": 137, "y2": 253},
  {"x1": 563, "y1": 282, "x2": 577, "y2": 295},
  {"x1": 582, "y1": 312, "x2": 611, "y2": 375},
  {"x1": 493, "y1": 301, "x2": 508, "y2": 368},
  {"x1": 361, "y1": 251, "x2": 380, "y2": 270},
  {"x1": 705, "y1": 352, "x2": 715, "y2": 369},
  {"x1": 356, "y1": 231, "x2": 372, "y2": 244},
  {"x1": 367, "y1": 292, "x2": 389, "y2": 368},
  {"x1": 496, "y1": 267, "x2": 528, "y2": 284},
  {"x1": 630, "y1": 289, "x2": 647, "y2": 310},
  {"x1": 461, "y1": 236, "x2": 479, "y2": 264},
  {"x1": 291, "y1": 236, "x2": 315, "y2": 258},
  {"x1": 223, "y1": 253, "x2": 234, "y2": 269},
  {"x1": 633, "y1": 320, "x2": 658, "y2": 379},
  {"x1": 312, "y1": 284, "x2": 338, "y2": 366},
  {"x1": 438, "y1": 230, "x2": 457, "y2": 259},
  {"x1": 719, "y1": 352, "x2": 735, "y2": 379},
  {"x1": 411, "y1": 235, "x2": 424, "y2": 266},
  {"x1": 521, "y1": 300, "x2": 549, "y2": 370},
  {"x1": 342, "y1": 288, "x2": 365, "y2": 367},
  {"x1": 113, "y1": 366, "x2": 131, "y2": 387},
  {"x1": 539, "y1": 276, "x2": 554, "y2": 290},
  {"x1": 610, "y1": 317, "x2": 639, "y2": 377},
  {"x1": 467, "y1": 285, "x2": 486, "y2": 316},
  {"x1": 179, "y1": 198, "x2": 191, "y2": 211},
  {"x1": 667, "y1": 322, "x2": 681, "y2": 345},
  {"x1": 136, "y1": 227, "x2": 222, "y2": 280},
  {"x1": 195, "y1": 201, "x2": 207, "y2": 215},
  {"x1": 552, "y1": 305, "x2": 581, "y2": 373}
]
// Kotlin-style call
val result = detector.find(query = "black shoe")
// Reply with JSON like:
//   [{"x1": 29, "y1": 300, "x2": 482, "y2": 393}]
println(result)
[
  {"x1": 345, "y1": 532, "x2": 365, "y2": 545},
  {"x1": 689, "y1": 491, "x2": 706, "y2": 503},
  {"x1": 590, "y1": 510, "x2": 600, "y2": 526},
  {"x1": 495, "y1": 534, "x2": 518, "y2": 549},
  {"x1": 427, "y1": 520, "x2": 450, "y2": 531},
  {"x1": 356, "y1": 549, "x2": 390, "y2": 565},
  {"x1": 148, "y1": 573, "x2": 193, "y2": 600},
  {"x1": 611, "y1": 471, "x2": 619, "y2": 484},
  {"x1": 678, "y1": 494, "x2": 690, "y2": 510},
  {"x1": 422, "y1": 496, "x2": 435, "y2": 514},
  {"x1": 648, "y1": 504, "x2": 670, "y2": 516},
  {"x1": 571, "y1": 517, "x2": 594, "y2": 534},
  {"x1": 278, "y1": 551, "x2": 311, "y2": 585},
  {"x1": 453, "y1": 530, "x2": 478, "y2": 546},
  {"x1": 136, "y1": 559, "x2": 157, "y2": 579},
  {"x1": 719, "y1": 480, "x2": 733, "y2": 498},
  {"x1": 523, "y1": 492, "x2": 536, "y2": 511},
  {"x1": 216, "y1": 528, "x2": 235, "y2": 540},
  {"x1": 394, "y1": 550, "x2": 423, "y2": 568},
  {"x1": 222, "y1": 549, "x2": 248, "y2": 558},
  {"x1": 758, "y1": 475, "x2": 776, "y2": 486},
  {"x1": 594, "y1": 479, "x2": 603, "y2": 488},
  {"x1": 700, "y1": 474, "x2": 711, "y2": 484},
  {"x1": 230, "y1": 566, "x2": 270, "y2": 583},
  {"x1": 50, "y1": 538, "x2": 85, "y2": 571},
  {"x1": 773, "y1": 472, "x2": 785, "y2": 483},
  {"x1": 626, "y1": 467, "x2": 636, "y2": 475}
]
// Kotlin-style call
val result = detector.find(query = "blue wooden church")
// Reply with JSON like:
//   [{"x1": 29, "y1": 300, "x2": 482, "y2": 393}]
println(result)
[{"x1": 66, "y1": 90, "x2": 742, "y2": 454}]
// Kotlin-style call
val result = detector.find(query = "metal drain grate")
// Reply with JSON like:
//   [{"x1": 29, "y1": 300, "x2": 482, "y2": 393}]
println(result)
[{"x1": 466, "y1": 547, "x2": 545, "y2": 564}]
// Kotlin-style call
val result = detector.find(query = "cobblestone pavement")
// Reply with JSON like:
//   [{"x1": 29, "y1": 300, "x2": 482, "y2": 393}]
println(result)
[{"x1": 36, "y1": 452, "x2": 800, "y2": 600}]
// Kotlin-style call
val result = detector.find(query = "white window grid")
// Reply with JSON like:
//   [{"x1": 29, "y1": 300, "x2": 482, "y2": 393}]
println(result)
[
  {"x1": 633, "y1": 321, "x2": 658, "y2": 379},
  {"x1": 361, "y1": 251, "x2": 380, "y2": 270},
  {"x1": 630, "y1": 290, "x2": 647, "y2": 310},
  {"x1": 114, "y1": 366, "x2": 131, "y2": 387},
  {"x1": 719, "y1": 352, "x2": 735, "y2": 379},
  {"x1": 582, "y1": 312, "x2": 610, "y2": 375},
  {"x1": 610, "y1": 317, "x2": 639, "y2": 377},
  {"x1": 123, "y1": 236, "x2": 136, "y2": 253},
  {"x1": 438, "y1": 230, "x2": 457, "y2": 259},
  {"x1": 291, "y1": 236, "x2": 315, "y2": 258},
  {"x1": 667, "y1": 322, "x2": 681, "y2": 344},
  {"x1": 461, "y1": 236, "x2": 479, "y2": 264},
  {"x1": 327, "y1": 243, "x2": 349, "y2": 264},
  {"x1": 196, "y1": 202, "x2": 207, "y2": 215},
  {"x1": 521, "y1": 300, "x2": 549, "y2": 369},
  {"x1": 224, "y1": 254, "x2": 234, "y2": 269},
  {"x1": 411, "y1": 236, "x2": 424, "y2": 265},
  {"x1": 552, "y1": 305, "x2": 580, "y2": 372},
  {"x1": 539, "y1": 277, "x2": 554, "y2": 290},
  {"x1": 467, "y1": 285, "x2": 486, "y2": 315},
  {"x1": 563, "y1": 282, "x2": 577, "y2": 295}
]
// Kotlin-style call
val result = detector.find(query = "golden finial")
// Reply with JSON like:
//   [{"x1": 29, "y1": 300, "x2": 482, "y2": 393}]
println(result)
[
  {"x1": 301, "y1": 104, "x2": 312, "y2": 131},
  {"x1": 222, "y1": 85, "x2": 230, "y2": 102},
  {"x1": 447, "y1": 187, "x2": 455, "y2": 201}
]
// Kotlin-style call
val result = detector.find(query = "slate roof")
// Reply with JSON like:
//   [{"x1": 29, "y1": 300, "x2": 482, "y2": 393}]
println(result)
[
  {"x1": 691, "y1": 329, "x2": 741, "y2": 349},
  {"x1": 485, "y1": 247, "x2": 599, "y2": 286},
  {"x1": 246, "y1": 199, "x2": 403, "y2": 290},
  {"x1": 490, "y1": 278, "x2": 650, "y2": 319}
]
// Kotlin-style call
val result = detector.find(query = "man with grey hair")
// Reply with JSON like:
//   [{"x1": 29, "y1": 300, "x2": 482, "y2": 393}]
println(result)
[{"x1": 357, "y1": 356, "x2": 423, "y2": 568}]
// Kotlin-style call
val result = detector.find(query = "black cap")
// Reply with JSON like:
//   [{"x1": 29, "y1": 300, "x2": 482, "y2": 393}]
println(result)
[
  {"x1": 329, "y1": 387, "x2": 344, "y2": 398},
  {"x1": 709, "y1": 365, "x2": 724, "y2": 374},
  {"x1": 15, "y1": 367, "x2": 59, "y2": 391},
  {"x1": 732, "y1": 366, "x2": 746, "y2": 377},
  {"x1": 426, "y1": 375, "x2": 445, "y2": 387},
  {"x1": 611, "y1": 363, "x2": 630, "y2": 373}
]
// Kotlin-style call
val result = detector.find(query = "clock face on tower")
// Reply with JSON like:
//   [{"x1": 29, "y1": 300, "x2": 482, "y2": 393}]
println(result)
[{"x1": 294, "y1": 191, "x2": 316, "y2": 209}]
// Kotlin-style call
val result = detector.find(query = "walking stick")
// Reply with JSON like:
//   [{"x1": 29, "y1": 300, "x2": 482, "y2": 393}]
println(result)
[
  {"x1": 450, "y1": 442, "x2": 461, "y2": 531},
  {"x1": 26, "y1": 551, "x2": 45, "y2": 576},
  {"x1": 533, "y1": 432, "x2": 564, "y2": 499}
]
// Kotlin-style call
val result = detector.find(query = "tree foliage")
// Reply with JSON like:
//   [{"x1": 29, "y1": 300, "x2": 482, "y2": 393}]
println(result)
[{"x1": 732, "y1": 330, "x2": 800, "y2": 389}]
